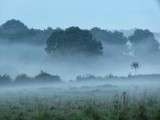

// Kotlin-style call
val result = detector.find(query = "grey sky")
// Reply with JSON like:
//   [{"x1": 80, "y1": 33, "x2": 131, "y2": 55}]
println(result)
[{"x1": 0, "y1": 0, "x2": 160, "y2": 32}]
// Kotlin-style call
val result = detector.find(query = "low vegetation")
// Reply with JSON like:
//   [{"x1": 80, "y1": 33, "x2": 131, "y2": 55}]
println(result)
[
  {"x1": 0, "y1": 71, "x2": 62, "y2": 85},
  {"x1": 0, "y1": 92, "x2": 160, "y2": 120}
]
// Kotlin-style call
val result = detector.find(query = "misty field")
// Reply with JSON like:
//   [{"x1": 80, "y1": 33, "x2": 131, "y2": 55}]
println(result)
[
  {"x1": 0, "y1": 78, "x2": 160, "y2": 120},
  {"x1": 1, "y1": 0, "x2": 160, "y2": 119}
]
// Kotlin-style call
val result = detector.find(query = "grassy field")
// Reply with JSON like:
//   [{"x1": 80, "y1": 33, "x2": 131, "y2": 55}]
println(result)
[{"x1": 0, "y1": 79, "x2": 160, "y2": 120}]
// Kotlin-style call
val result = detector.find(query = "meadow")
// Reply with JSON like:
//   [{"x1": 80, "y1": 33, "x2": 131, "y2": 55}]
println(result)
[{"x1": 0, "y1": 78, "x2": 160, "y2": 120}]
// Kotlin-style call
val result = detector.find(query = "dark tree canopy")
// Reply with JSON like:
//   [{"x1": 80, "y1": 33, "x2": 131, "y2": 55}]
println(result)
[
  {"x1": 129, "y1": 29, "x2": 156, "y2": 43},
  {"x1": 35, "y1": 71, "x2": 61, "y2": 82},
  {"x1": 15, "y1": 74, "x2": 32, "y2": 83},
  {"x1": 46, "y1": 27, "x2": 103, "y2": 56},
  {"x1": 0, "y1": 74, "x2": 12, "y2": 84},
  {"x1": 91, "y1": 27, "x2": 128, "y2": 45},
  {"x1": 131, "y1": 62, "x2": 140, "y2": 75},
  {"x1": 0, "y1": 19, "x2": 28, "y2": 33},
  {"x1": 0, "y1": 19, "x2": 53, "y2": 45},
  {"x1": 131, "y1": 62, "x2": 139, "y2": 70},
  {"x1": 128, "y1": 29, "x2": 159, "y2": 53}
]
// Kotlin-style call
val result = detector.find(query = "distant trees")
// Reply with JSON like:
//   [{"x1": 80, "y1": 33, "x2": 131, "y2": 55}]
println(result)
[
  {"x1": 91, "y1": 28, "x2": 160, "y2": 56},
  {"x1": 131, "y1": 62, "x2": 140, "y2": 75},
  {"x1": 76, "y1": 74, "x2": 117, "y2": 81},
  {"x1": 0, "y1": 19, "x2": 30, "y2": 40},
  {"x1": 0, "y1": 19, "x2": 28, "y2": 34},
  {"x1": 0, "y1": 19, "x2": 53, "y2": 45},
  {"x1": 46, "y1": 27, "x2": 103, "y2": 56},
  {"x1": 15, "y1": 74, "x2": 32, "y2": 83},
  {"x1": 128, "y1": 29, "x2": 159, "y2": 54},
  {"x1": 91, "y1": 27, "x2": 128, "y2": 45},
  {"x1": 76, "y1": 74, "x2": 98, "y2": 81},
  {"x1": 0, "y1": 71, "x2": 62, "y2": 85},
  {"x1": 1, "y1": 19, "x2": 159, "y2": 56},
  {"x1": 35, "y1": 71, "x2": 61, "y2": 82},
  {"x1": 0, "y1": 74, "x2": 12, "y2": 84},
  {"x1": 129, "y1": 29, "x2": 155, "y2": 43}
]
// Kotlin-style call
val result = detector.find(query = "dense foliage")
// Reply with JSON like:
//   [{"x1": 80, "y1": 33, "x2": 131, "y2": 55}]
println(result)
[
  {"x1": 129, "y1": 29, "x2": 160, "y2": 54},
  {"x1": 0, "y1": 19, "x2": 53, "y2": 45},
  {"x1": 0, "y1": 20, "x2": 160, "y2": 56},
  {"x1": 129, "y1": 29, "x2": 157, "y2": 43},
  {"x1": 0, "y1": 74, "x2": 12, "y2": 84},
  {"x1": 91, "y1": 27, "x2": 128, "y2": 45},
  {"x1": 0, "y1": 71, "x2": 61, "y2": 85},
  {"x1": 46, "y1": 27, "x2": 103, "y2": 56},
  {"x1": 35, "y1": 71, "x2": 61, "y2": 82}
]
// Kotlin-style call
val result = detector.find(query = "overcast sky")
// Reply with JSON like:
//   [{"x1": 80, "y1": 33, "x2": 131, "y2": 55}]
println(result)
[{"x1": 0, "y1": 0, "x2": 160, "y2": 32}]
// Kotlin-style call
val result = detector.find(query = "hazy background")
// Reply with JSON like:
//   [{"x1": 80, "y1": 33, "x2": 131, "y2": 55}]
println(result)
[
  {"x1": 0, "y1": 0, "x2": 160, "y2": 80},
  {"x1": 0, "y1": 43, "x2": 160, "y2": 80}
]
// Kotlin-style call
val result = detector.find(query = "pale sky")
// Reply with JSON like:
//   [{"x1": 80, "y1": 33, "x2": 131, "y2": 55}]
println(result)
[{"x1": 0, "y1": 0, "x2": 160, "y2": 32}]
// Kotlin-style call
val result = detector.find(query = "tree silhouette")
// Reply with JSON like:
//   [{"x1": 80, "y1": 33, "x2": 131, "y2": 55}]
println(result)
[
  {"x1": 46, "y1": 27, "x2": 103, "y2": 56},
  {"x1": 131, "y1": 62, "x2": 140, "y2": 75}
]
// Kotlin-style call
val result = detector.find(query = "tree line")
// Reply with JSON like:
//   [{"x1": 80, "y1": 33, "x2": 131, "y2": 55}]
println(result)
[
  {"x1": 0, "y1": 71, "x2": 61, "y2": 85},
  {"x1": 0, "y1": 19, "x2": 159, "y2": 56},
  {"x1": 46, "y1": 27, "x2": 159, "y2": 56}
]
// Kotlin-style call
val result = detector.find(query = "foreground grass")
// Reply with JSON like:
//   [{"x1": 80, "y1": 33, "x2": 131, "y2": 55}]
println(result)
[{"x1": 0, "y1": 92, "x2": 160, "y2": 120}]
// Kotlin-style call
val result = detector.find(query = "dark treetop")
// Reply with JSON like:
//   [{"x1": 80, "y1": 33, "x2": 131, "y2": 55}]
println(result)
[{"x1": 46, "y1": 27, "x2": 103, "y2": 56}]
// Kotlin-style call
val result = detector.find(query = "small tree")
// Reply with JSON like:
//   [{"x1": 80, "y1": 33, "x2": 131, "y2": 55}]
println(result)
[{"x1": 131, "y1": 62, "x2": 139, "y2": 75}]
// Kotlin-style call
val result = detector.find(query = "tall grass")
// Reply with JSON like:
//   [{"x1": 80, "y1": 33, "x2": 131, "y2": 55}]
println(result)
[{"x1": 0, "y1": 92, "x2": 160, "y2": 120}]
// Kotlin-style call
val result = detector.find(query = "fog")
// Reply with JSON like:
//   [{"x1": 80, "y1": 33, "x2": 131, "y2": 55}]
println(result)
[
  {"x1": 0, "y1": 42, "x2": 160, "y2": 80},
  {"x1": 0, "y1": 76, "x2": 160, "y2": 101},
  {"x1": 1, "y1": 42, "x2": 160, "y2": 110}
]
